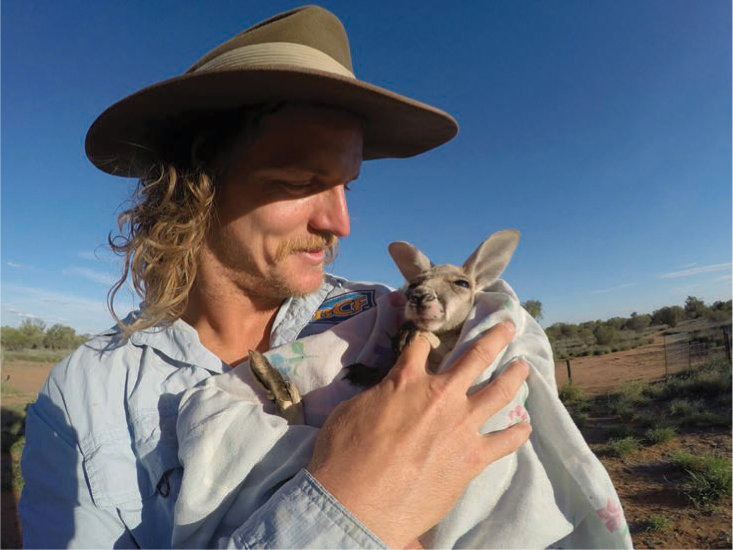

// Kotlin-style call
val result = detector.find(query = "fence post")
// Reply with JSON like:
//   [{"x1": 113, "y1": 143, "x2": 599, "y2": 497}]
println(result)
[
  {"x1": 723, "y1": 327, "x2": 731, "y2": 364},
  {"x1": 566, "y1": 359, "x2": 572, "y2": 383},
  {"x1": 663, "y1": 334, "x2": 668, "y2": 380},
  {"x1": 688, "y1": 336, "x2": 692, "y2": 370}
]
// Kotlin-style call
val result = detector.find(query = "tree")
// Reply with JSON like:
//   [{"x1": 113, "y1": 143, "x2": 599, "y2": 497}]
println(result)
[
  {"x1": 544, "y1": 324, "x2": 560, "y2": 343},
  {"x1": 684, "y1": 296, "x2": 708, "y2": 319},
  {"x1": 626, "y1": 312, "x2": 651, "y2": 332},
  {"x1": 18, "y1": 318, "x2": 46, "y2": 349},
  {"x1": 579, "y1": 328, "x2": 595, "y2": 346},
  {"x1": 1, "y1": 327, "x2": 30, "y2": 351},
  {"x1": 593, "y1": 324, "x2": 620, "y2": 346},
  {"x1": 44, "y1": 324, "x2": 80, "y2": 350},
  {"x1": 522, "y1": 300, "x2": 543, "y2": 321},
  {"x1": 559, "y1": 323, "x2": 579, "y2": 339},
  {"x1": 606, "y1": 317, "x2": 627, "y2": 331},
  {"x1": 652, "y1": 306, "x2": 684, "y2": 328}
]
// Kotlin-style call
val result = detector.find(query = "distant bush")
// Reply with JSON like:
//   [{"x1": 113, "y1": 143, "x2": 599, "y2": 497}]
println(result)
[
  {"x1": 2, "y1": 321, "x2": 88, "y2": 353},
  {"x1": 594, "y1": 325, "x2": 620, "y2": 346},
  {"x1": 652, "y1": 306, "x2": 684, "y2": 328},
  {"x1": 626, "y1": 313, "x2": 652, "y2": 332}
]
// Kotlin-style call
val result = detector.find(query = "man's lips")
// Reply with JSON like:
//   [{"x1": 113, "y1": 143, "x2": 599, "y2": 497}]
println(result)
[{"x1": 294, "y1": 248, "x2": 326, "y2": 264}]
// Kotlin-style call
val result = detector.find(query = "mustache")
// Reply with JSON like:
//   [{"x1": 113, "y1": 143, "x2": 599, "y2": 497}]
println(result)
[{"x1": 275, "y1": 234, "x2": 340, "y2": 263}]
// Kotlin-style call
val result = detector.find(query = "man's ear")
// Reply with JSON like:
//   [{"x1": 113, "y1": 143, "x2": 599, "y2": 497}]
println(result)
[
  {"x1": 388, "y1": 241, "x2": 434, "y2": 283},
  {"x1": 462, "y1": 230, "x2": 520, "y2": 290}
]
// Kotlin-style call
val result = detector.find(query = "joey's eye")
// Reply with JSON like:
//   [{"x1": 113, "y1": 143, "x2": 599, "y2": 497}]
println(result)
[{"x1": 453, "y1": 279, "x2": 471, "y2": 289}]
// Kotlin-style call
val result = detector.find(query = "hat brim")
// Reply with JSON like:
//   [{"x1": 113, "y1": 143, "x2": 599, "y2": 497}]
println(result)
[{"x1": 85, "y1": 67, "x2": 458, "y2": 177}]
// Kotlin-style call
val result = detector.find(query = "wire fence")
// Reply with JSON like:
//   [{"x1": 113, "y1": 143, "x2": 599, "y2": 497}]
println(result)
[
  {"x1": 662, "y1": 324, "x2": 732, "y2": 377},
  {"x1": 555, "y1": 323, "x2": 732, "y2": 394}
]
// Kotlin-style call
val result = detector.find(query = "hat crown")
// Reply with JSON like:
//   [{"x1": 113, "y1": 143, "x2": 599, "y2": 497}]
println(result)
[{"x1": 187, "y1": 5, "x2": 353, "y2": 75}]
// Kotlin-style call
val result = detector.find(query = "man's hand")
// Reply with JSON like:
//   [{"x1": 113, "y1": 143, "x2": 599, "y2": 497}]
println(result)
[{"x1": 307, "y1": 321, "x2": 531, "y2": 549}]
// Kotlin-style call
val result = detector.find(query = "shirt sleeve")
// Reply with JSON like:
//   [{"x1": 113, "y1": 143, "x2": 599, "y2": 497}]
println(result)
[
  {"x1": 19, "y1": 394, "x2": 135, "y2": 549},
  {"x1": 174, "y1": 373, "x2": 389, "y2": 549},
  {"x1": 225, "y1": 469, "x2": 387, "y2": 549}
]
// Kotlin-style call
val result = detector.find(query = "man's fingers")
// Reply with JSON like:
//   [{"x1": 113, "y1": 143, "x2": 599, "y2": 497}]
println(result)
[
  {"x1": 480, "y1": 418, "x2": 532, "y2": 464},
  {"x1": 386, "y1": 333, "x2": 432, "y2": 381},
  {"x1": 469, "y1": 358, "x2": 529, "y2": 418},
  {"x1": 442, "y1": 321, "x2": 515, "y2": 390}
]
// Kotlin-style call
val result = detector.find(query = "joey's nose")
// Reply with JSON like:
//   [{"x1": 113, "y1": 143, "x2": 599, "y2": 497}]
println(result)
[
  {"x1": 310, "y1": 184, "x2": 350, "y2": 237},
  {"x1": 409, "y1": 288, "x2": 436, "y2": 305}
]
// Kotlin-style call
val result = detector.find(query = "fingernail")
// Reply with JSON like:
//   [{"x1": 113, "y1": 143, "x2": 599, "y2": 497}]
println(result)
[
  {"x1": 512, "y1": 358, "x2": 529, "y2": 375},
  {"x1": 501, "y1": 320, "x2": 516, "y2": 337}
]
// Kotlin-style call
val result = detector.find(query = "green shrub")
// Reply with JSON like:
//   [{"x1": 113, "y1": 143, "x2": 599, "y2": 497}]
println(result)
[
  {"x1": 645, "y1": 427, "x2": 677, "y2": 444},
  {"x1": 670, "y1": 452, "x2": 732, "y2": 506},
  {"x1": 669, "y1": 451, "x2": 699, "y2": 470},
  {"x1": 603, "y1": 436, "x2": 641, "y2": 457},
  {"x1": 618, "y1": 380, "x2": 646, "y2": 400},
  {"x1": 570, "y1": 411, "x2": 589, "y2": 429},
  {"x1": 559, "y1": 383, "x2": 586, "y2": 404},
  {"x1": 668, "y1": 398, "x2": 705, "y2": 417},
  {"x1": 677, "y1": 411, "x2": 731, "y2": 428},
  {"x1": 594, "y1": 325, "x2": 620, "y2": 345},
  {"x1": 645, "y1": 514, "x2": 672, "y2": 532},
  {"x1": 632, "y1": 412, "x2": 659, "y2": 429},
  {"x1": 606, "y1": 425, "x2": 636, "y2": 440}
]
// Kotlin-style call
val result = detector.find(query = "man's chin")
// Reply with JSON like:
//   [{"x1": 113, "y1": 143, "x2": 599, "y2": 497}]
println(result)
[{"x1": 274, "y1": 265, "x2": 325, "y2": 299}]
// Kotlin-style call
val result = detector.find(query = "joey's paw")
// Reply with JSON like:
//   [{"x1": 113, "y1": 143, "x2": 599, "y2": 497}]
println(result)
[
  {"x1": 394, "y1": 322, "x2": 419, "y2": 354},
  {"x1": 344, "y1": 363, "x2": 392, "y2": 387},
  {"x1": 249, "y1": 350, "x2": 304, "y2": 424}
]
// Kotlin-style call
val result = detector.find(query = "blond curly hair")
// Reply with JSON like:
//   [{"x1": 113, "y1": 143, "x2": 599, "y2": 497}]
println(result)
[
  {"x1": 108, "y1": 165, "x2": 215, "y2": 334},
  {"x1": 108, "y1": 104, "x2": 283, "y2": 334}
]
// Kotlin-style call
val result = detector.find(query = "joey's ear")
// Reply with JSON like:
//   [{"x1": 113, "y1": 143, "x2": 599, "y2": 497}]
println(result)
[
  {"x1": 388, "y1": 241, "x2": 434, "y2": 283},
  {"x1": 462, "y1": 229, "x2": 520, "y2": 290}
]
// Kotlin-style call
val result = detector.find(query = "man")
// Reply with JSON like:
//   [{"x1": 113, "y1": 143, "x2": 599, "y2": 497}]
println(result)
[{"x1": 20, "y1": 6, "x2": 531, "y2": 548}]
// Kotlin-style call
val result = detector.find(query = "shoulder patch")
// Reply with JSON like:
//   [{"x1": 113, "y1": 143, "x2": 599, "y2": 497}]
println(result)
[{"x1": 310, "y1": 290, "x2": 377, "y2": 325}]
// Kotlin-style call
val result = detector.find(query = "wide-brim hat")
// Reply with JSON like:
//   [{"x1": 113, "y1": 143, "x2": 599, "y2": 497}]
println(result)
[{"x1": 85, "y1": 5, "x2": 458, "y2": 177}]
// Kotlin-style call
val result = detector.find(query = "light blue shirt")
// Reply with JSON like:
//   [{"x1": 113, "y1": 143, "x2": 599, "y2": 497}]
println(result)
[{"x1": 20, "y1": 275, "x2": 391, "y2": 548}]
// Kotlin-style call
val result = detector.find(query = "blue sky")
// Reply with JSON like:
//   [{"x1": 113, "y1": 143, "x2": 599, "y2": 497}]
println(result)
[{"x1": 2, "y1": 0, "x2": 731, "y2": 335}]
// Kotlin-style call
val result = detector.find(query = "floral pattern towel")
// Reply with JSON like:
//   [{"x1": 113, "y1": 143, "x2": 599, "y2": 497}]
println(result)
[{"x1": 173, "y1": 280, "x2": 633, "y2": 548}]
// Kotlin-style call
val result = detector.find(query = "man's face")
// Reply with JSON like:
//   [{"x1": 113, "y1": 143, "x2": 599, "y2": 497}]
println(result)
[{"x1": 204, "y1": 105, "x2": 363, "y2": 302}]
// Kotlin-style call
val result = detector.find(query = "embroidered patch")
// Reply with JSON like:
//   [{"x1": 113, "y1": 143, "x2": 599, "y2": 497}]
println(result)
[{"x1": 310, "y1": 290, "x2": 376, "y2": 324}]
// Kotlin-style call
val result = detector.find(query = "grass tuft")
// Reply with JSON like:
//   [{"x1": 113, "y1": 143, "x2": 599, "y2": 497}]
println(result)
[
  {"x1": 645, "y1": 514, "x2": 672, "y2": 533},
  {"x1": 669, "y1": 451, "x2": 732, "y2": 506},
  {"x1": 559, "y1": 382, "x2": 586, "y2": 404},
  {"x1": 645, "y1": 426, "x2": 677, "y2": 445},
  {"x1": 603, "y1": 436, "x2": 641, "y2": 457}
]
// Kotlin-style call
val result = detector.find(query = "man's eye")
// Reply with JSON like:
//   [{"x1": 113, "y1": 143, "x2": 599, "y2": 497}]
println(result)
[{"x1": 278, "y1": 180, "x2": 315, "y2": 193}]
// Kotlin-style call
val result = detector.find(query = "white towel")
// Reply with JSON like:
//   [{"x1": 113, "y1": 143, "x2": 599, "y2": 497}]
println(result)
[{"x1": 173, "y1": 280, "x2": 632, "y2": 548}]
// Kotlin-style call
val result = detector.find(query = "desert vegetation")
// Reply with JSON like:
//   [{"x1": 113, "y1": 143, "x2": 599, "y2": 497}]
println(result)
[
  {"x1": 559, "y1": 357, "x2": 732, "y2": 548},
  {"x1": 547, "y1": 297, "x2": 731, "y2": 360},
  {"x1": 1, "y1": 319, "x2": 89, "y2": 354}
]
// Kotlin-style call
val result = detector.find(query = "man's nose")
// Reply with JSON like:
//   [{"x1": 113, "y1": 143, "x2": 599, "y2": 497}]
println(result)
[{"x1": 309, "y1": 184, "x2": 351, "y2": 237}]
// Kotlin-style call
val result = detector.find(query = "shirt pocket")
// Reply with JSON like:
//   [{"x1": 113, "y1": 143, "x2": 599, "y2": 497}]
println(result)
[
  {"x1": 81, "y1": 412, "x2": 183, "y2": 548},
  {"x1": 81, "y1": 427, "x2": 150, "y2": 509}
]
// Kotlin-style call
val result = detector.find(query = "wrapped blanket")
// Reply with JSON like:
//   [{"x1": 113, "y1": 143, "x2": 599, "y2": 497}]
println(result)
[{"x1": 173, "y1": 280, "x2": 632, "y2": 548}]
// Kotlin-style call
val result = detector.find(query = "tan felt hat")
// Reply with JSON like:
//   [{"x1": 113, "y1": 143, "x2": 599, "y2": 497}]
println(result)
[{"x1": 85, "y1": 5, "x2": 459, "y2": 177}]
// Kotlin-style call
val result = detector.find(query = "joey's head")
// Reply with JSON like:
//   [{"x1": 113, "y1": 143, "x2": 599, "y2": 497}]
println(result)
[{"x1": 389, "y1": 229, "x2": 520, "y2": 334}]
